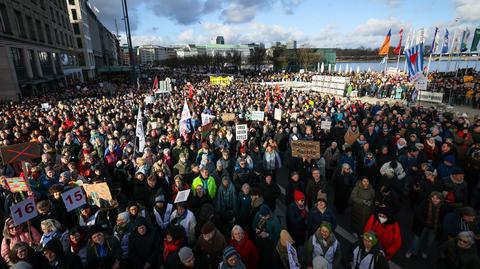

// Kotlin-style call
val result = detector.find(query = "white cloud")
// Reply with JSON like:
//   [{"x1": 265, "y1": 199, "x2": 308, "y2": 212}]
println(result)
[
  {"x1": 455, "y1": 0, "x2": 480, "y2": 21},
  {"x1": 177, "y1": 29, "x2": 195, "y2": 43}
]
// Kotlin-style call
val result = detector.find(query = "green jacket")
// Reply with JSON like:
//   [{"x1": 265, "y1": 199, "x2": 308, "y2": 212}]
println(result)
[{"x1": 191, "y1": 175, "x2": 217, "y2": 199}]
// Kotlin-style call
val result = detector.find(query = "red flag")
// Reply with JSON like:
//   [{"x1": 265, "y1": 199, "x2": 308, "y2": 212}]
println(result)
[
  {"x1": 188, "y1": 84, "x2": 194, "y2": 99},
  {"x1": 264, "y1": 89, "x2": 270, "y2": 112},
  {"x1": 393, "y1": 29, "x2": 403, "y2": 55},
  {"x1": 275, "y1": 84, "x2": 281, "y2": 101},
  {"x1": 152, "y1": 76, "x2": 159, "y2": 94}
]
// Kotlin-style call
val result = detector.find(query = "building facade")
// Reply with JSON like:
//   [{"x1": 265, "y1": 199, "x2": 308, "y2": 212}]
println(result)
[
  {"x1": 66, "y1": 0, "x2": 119, "y2": 80},
  {"x1": 0, "y1": 0, "x2": 81, "y2": 100},
  {"x1": 136, "y1": 45, "x2": 175, "y2": 65}
]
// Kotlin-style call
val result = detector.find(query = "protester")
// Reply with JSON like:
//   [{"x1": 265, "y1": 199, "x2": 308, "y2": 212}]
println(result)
[{"x1": 304, "y1": 222, "x2": 342, "y2": 269}]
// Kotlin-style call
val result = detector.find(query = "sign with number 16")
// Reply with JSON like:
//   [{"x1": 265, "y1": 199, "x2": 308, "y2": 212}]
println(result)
[
  {"x1": 61, "y1": 186, "x2": 87, "y2": 212},
  {"x1": 10, "y1": 197, "x2": 38, "y2": 226}
]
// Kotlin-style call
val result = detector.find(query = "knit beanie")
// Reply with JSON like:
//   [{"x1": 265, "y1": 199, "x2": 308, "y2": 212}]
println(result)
[
  {"x1": 259, "y1": 204, "x2": 271, "y2": 216},
  {"x1": 319, "y1": 221, "x2": 332, "y2": 233},
  {"x1": 223, "y1": 246, "x2": 238, "y2": 260},
  {"x1": 363, "y1": 231, "x2": 378, "y2": 246},
  {"x1": 294, "y1": 190, "x2": 305, "y2": 202},
  {"x1": 178, "y1": 247, "x2": 194, "y2": 264}
]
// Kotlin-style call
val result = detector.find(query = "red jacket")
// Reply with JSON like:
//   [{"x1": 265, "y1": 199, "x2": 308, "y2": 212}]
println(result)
[
  {"x1": 228, "y1": 234, "x2": 259, "y2": 269},
  {"x1": 364, "y1": 215, "x2": 402, "y2": 260}
]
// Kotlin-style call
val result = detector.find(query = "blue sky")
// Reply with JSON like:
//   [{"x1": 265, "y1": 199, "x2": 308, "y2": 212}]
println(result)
[{"x1": 89, "y1": 0, "x2": 480, "y2": 48}]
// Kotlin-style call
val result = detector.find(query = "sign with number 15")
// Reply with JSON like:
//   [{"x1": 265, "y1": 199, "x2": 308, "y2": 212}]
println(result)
[
  {"x1": 61, "y1": 186, "x2": 87, "y2": 212},
  {"x1": 10, "y1": 197, "x2": 38, "y2": 226}
]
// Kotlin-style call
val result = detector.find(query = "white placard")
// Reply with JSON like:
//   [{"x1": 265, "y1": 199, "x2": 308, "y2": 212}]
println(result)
[
  {"x1": 61, "y1": 186, "x2": 87, "y2": 212},
  {"x1": 144, "y1": 96, "x2": 154, "y2": 104},
  {"x1": 321, "y1": 120, "x2": 332, "y2": 130},
  {"x1": 174, "y1": 189, "x2": 191, "y2": 203},
  {"x1": 41, "y1": 103, "x2": 51, "y2": 111},
  {"x1": 287, "y1": 242, "x2": 301, "y2": 269},
  {"x1": 236, "y1": 124, "x2": 248, "y2": 141},
  {"x1": 251, "y1": 111, "x2": 265, "y2": 121},
  {"x1": 415, "y1": 75, "x2": 428, "y2": 91},
  {"x1": 274, "y1": 108, "x2": 282, "y2": 121},
  {"x1": 10, "y1": 197, "x2": 38, "y2": 226}
]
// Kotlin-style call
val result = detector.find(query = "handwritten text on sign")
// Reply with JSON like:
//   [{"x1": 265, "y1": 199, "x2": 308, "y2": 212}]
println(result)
[
  {"x1": 61, "y1": 186, "x2": 87, "y2": 212},
  {"x1": 10, "y1": 197, "x2": 38, "y2": 226},
  {"x1": 291, "y1": 140, "x2": 321, "y2": 159}
]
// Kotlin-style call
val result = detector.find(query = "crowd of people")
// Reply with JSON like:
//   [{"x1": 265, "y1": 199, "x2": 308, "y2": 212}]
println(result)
[{"x1": 0, "y1": 68, "x2": 479, "y2": 269}]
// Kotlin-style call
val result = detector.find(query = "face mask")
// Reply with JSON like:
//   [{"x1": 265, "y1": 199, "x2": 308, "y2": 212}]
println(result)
[{"x1": 378, "y1": 217, "x2": 388, "y2": 224}]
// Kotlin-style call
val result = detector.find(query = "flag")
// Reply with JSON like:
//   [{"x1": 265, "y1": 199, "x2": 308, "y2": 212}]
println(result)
[
  {"x1": 416, "y1": 28, "x2": 425, "y2": 44},
  {"x1": 188, "y1": 83, "x2": 194, "y2": 99},
  {"x1": 461, "y1": 29, "x2": 471, "y2": 52},
  {"x1": 320, "y1": 62, "x2": 324, "y2": 73},
  {"x1": 471, "y1": 28, "x2": 480, "y2": 52},
  {"x1": 137, "y1": 77, "x2": 140, "y2": 91},
  {"x1": 430, "y1": 27, "x2": 439, "y2": 54},
  {"x1": 403, "y1": 30, "x2": 411, "y2": 54},
  {"x1": 405, "y1": 43, "x2": 424, "y2": 77},
  {"x1": 393, "y1": 29, "x2": 404, "y2": 55},
  {"x1": 441, "y1": 29, "x2": 449, "y2": 54},
  {"x1": 135, "y1": 108, "x2": 146, "y2": 153},
  {"x1": 264, "y1": 89, "x2": 270, "y2": 112},
  {"x1": 380, "y1": 56, "x2": 387, "y2": 64},
  {"x1": 451, "y1": 30, "x2": 461, "y2": 53},
  {"x1": 378, "y1": 29, "x2": 391, "y2": 55},
  {"x1": 275, "y1": 84, "x2": 281, "y2": 101},
  {"x1": 179, "y1": 100, "x2": 192, "y2": 138},
  {"x1": 152, "y1": 76, "x2": 159, "y2": 94}
]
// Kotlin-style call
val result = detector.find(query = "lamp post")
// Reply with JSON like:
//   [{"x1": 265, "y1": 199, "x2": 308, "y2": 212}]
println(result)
[{"x1": 122, "y1": 0, "x2": 136, "y2": 84}]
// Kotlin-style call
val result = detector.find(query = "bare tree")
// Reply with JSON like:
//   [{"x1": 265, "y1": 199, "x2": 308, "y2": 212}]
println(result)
[
  {"x1": 249, "y1": 47, "x2": 266, "y2": 71},
  {"x1": 297, "y1": 48, "x2": 324, "y2": 71}
]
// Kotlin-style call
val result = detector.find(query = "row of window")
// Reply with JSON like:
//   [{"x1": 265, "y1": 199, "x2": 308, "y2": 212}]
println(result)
[
  {"x1": 0, "y1": 4, "x2": 74, "y2": 49},
  {"x1": 10, "y1": 48, "x2": 61, "y2": 80}
]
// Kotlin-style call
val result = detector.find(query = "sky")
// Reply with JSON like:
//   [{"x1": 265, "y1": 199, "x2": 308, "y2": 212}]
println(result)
[{"x1": 88, "y1": 0, "x2": 480, "y2": 48}]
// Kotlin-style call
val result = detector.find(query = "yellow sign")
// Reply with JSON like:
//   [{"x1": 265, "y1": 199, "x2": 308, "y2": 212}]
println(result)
[{"x1": 210, "y1": 76, "x2": 231, "y2": 86}]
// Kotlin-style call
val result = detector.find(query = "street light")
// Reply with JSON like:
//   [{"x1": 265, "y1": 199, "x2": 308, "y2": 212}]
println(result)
[{"x1": 122, "y1": 0, "x2": 136, "y2": 83}]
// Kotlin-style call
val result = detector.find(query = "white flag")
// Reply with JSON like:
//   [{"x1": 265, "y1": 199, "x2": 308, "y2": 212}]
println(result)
[{"x1": 136, "y1": 108, "x2": 145, "y2": 153}]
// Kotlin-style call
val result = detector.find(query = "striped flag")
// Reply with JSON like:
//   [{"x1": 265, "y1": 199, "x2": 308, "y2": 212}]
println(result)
[
  {"x1": 135, "y1": 108, "x2": 145, "y2": 153},
  {"x1": 430, "y1": 27, "x2": 439, "y2": 54},
  {"x1": 461, "y1": 29, "x2": 471, "y2": 52},
  {"x1": 378, "y1": 29, "x2": 391, "y2": 55},
  {"x1": 405, "y1": 43, "x2": 424, "y2": 77},
  {"x1": 441, "y1": 29, "x2": 449, "y2": 54},
  {"x1": 471, "y1": 28, "x2": 480, "y2": 52},
  {"x1": 393, "y1": 29, "x2": 404, "y2": 55}
]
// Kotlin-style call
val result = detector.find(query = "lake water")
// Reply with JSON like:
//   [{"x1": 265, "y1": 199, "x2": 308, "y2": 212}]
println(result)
[{"x1": 334, "y1": 59, "x2": 479, "y2": 72}]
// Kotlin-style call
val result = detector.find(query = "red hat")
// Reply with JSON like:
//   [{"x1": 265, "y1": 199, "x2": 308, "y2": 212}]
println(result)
[
  {"x1": 239, "y1": 147, "x2": 246, "y2": 154},
  {"x1": 294, "y1": 190, "x2": 305, "y2": 202}
]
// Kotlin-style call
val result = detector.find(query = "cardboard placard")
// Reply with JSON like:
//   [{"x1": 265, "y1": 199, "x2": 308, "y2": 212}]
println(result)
[
  {"x1": 144, "y1": 96, "x2": 154, "y2": 104},
  {"x1": 61, "y1": 186, "x2": 87, "y2": 212},
  {"x1": 82, "y1": 183, "x2": 113, "y2": 208},
  {"x1": 5, "y1": 177, "x2": 29, "y2": 192},
  {"x1": 251, "y1": 111, "x2": 265, "y2": 121},
  {"x1": 0, "y1": 142, "x2": 42, "y2": 164},
  {"x1": 10, "y1": 197, "x2": 38, "y2": 226},
  {"x1": 291, "y1": 140, "x2": 321, "y2": 159},
  {"x1": 174, "y1": 189, "x2": 191, "y2": 203},
  {"x1": 221, "y1": 113, "x2": 236, "y2": 122},
  {"x1": 236, "y1": 124, "x2": 248, "y2": 141},
  {"x1": 41, "y1": 103, "x2": 51, "y2": 111},
  {"x1": 274, "y1": 108, "x2": 282, "y2": 121}
]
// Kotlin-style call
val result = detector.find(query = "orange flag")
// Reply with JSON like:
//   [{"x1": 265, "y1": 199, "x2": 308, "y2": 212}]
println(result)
[{"x1": 378, "y1": 29, "x2": 391, "y2": 55}]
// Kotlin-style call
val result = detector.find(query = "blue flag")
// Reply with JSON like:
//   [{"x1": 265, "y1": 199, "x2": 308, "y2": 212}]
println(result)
[
  {"x1": 441, "y1": 29, "x2": 449, "y2": 54},
  {"x1": 405, "y1": 43, "x2": 424, "y2": 77},
  {"x1": 430, "y1": 27, "x2": 438, "y2": 54}
]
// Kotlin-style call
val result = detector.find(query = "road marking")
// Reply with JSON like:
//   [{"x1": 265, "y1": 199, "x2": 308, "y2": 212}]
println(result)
[{"x1": 277, "y1": 183, "x2": 402, "y2": 269}]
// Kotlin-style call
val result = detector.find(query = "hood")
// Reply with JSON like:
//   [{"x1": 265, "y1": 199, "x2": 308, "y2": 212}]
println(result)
[
  {"x1": 133, "y1": 216, "x2": 148, "y2": 233},
  {"x1": 43, "y1": 238, "x2": 65, "y2": 257}
]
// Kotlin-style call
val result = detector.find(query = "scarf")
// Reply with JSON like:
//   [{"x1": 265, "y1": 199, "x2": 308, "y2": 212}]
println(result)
[{"x1": 163, "y1": 239, "x2": 181, "y2": 261}]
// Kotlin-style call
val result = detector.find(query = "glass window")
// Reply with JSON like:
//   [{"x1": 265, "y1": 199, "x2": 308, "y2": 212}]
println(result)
[
  {"x1": 36, "y1": 20, "x2": 44, "y2": 42},
  {"x1": 71, "y1": 9, "x2": 77, "y2": 20},
  {"x1": 76, "y1": 37, "x2": 82, "y2": 48},
  {"x1": 72, "y1": 23, "x2": 80, "y2": 34},
  {"x1": 45, "y1": 23, "x2": 52, "y2": 44},
  {"x1": 0, "y1": 4, "x2": 11, "y2": 33},
  {"x1": 14, "y1": 10, "x2": 26, "y2": 37},
  {"x1": 26, "y1": 16, "x2": 36, "y2": 41}
]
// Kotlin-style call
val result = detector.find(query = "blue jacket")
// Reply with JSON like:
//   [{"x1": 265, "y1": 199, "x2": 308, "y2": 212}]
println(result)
[{"x1": 306, "y1": 206, "x2": 337, "y2": 236}]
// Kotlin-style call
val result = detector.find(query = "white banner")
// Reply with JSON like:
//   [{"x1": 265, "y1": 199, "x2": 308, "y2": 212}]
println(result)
[
  {"x1": 236, "y1": 124, "x2": 248, "y2": 141},
  {"x1": 251, "y1": 111, "x2": 265, "y2": 121},
  {"x1": 418, "y1": 91, "x2": 444, "y2": 103},
  {"x1": 274, "y1": 108, "x2": 282, "y2": 121}
]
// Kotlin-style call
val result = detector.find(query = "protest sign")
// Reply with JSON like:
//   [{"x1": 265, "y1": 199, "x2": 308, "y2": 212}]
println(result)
[
  {"x1": 291, "y1": 140, "x2": 321, "y2": 159},
  {"x1": 41, "y1": 103, "x2": 51, "y2": 111},
  {"x1": 10, "y1": 197, "x2": 37, "y2": 226},
  {"x1": 221, "y1": 113, "x2": 236, "y2": 122},
  {"x1": 0, "y1": 142, "x2": 42, "y2": 164},
  {"x1": 5, "y1": 177, "x2": 29, "y2": 192},
  {"x1": 321, "y1": 120, "x2": 332, "y2": 131},
  {"x1": 144, "y1": 96, "x2": 154, "y2": 104},
  {"x1": 274, "y1": 108, "x2": 282, "y2": 121},
  {"x1": 414, "y1": 75, "x2": 428, "y2": 91},
  {"x1": 61, "y1": 186, "x2": 87, "y2": 212},
  {"x1": 201, "y1": 123, "x2": 213, "y2": 139},
  {"x1": 251, "y1": 111, "x2": 265, "y2": 121},
  {"x1": 236, "y1": 124, "x2": 248, "y2": 141},
  {"x1": 174, "y1": 189, "x2": 191, "y2": 203},
  {"x1": 201, "y1": 113, "x2": 215, "y2": 126},
  {"x1": 82, "y1": 183, "x2": 113, "y2": 208}
]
